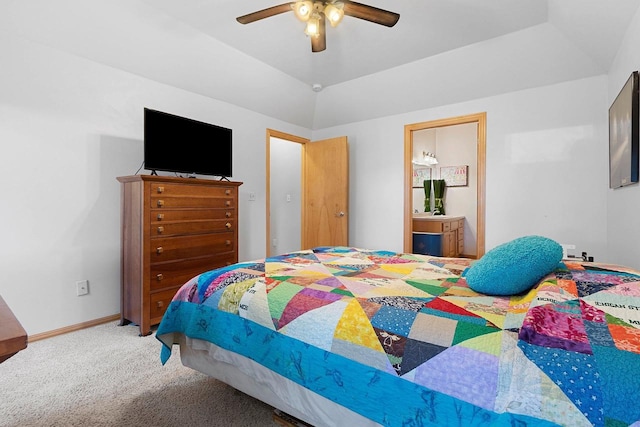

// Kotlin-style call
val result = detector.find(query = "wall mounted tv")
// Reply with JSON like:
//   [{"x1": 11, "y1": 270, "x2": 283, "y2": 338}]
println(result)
[
  {"x1": 144, "y1": 108, "x2": 232, "y2": 178},
  {"x1": 609, "y1": 71, "x2": 639, "y2": 189}
]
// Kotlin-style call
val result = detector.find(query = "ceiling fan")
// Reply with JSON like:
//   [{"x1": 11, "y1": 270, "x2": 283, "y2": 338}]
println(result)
[{"x1": 236, "y1": 1, "x2": 400, "y2": 53}]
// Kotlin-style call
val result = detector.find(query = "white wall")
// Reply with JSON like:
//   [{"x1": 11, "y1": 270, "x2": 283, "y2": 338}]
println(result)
[
  {"x1": 607, "y1": 7, "x2": 640, "y2": 270},
  {"x1": 270, "y1": 138, "x2": 302, "y2": 254},
  {"x1": 312, "y1": 76, "x2": 609, "y2": 262},
  {"x1": 0, "y1": 33, "x2": 309, "y2": 335}
]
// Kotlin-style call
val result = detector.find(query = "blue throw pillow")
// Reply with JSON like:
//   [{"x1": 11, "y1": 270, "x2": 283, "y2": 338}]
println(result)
[{"x1": 464, "y1": 235, "x2": 563, "y2": 296}]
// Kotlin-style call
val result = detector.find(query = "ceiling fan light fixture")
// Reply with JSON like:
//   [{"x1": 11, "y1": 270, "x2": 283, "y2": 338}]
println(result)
[
  {"x1": 293, "y1": 1, "x2": 314, "y2": 21},
  {"x1": 305, "y1": 14, "x2": 321, "y2": 37},
  {"x1": 237, "y1": 1, "x2": 400, "y2": 52},
  {"x1": 324, "y1": 3, "x2": 344, "y2": 27}
]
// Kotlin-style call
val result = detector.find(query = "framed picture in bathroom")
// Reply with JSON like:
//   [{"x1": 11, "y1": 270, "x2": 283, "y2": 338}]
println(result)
[
  {"x1": 440, "y1": 165, "x2": 468, "y2": 187},
  {"x1": 412, "y1": 168, "x2": 432, "y2": 188}
]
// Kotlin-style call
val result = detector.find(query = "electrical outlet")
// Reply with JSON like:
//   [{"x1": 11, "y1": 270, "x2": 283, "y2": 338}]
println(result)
[
  {"x1": 560, "y1": 244, "x2": 576, "y2": 259},
  {"x1": 76, "y1": 280, "x2": 89, "y2": 296},
  {"x1": 249, "y1": 192, "x2": 256, "y2": 201}
]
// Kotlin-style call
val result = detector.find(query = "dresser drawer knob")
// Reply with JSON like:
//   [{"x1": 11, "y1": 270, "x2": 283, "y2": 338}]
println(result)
[
  {"x1": 156, "y1": 300, "x2": 164, "y2": 309},
  {"x1": 156, "y1": 247, "x2": 164, "y2": 254},
  {"x1": 225, "y1": 211, "x2": 232, "y2": 218},
  {"x1": 157, "y1": 226, "x2": 164, "y2": 234},
  {"x1": 157, "y1": 200, "x2": 164, "y2": 208},
  {"x1": 225, "y1": 223, "x2": 232, "y2": 229},
  {"x1": 225, "y1": 189, "x2": 231, "y2": 195},
  {"x1": 225, "y1": 240, "x2": 231, "y2": 246},
  {"x1": 225, "y1": 200, "x2": 231, "y2": 207},
  {"x1": 157, "y1": 213, "x2": 164, "y2": 221},
  {"x1": 156, "y1": 274, "x2": 163, "y2": 281},
  {"x1": 157, "y1": 186, "x2": 164, "y2": 194}
]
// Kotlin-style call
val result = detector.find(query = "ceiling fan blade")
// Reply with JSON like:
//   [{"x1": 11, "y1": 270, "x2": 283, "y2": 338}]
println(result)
[
  {"x1": 342, "y1": 1, "x2": 400, "y2": 27},
  {"x1": 236, "y1": 3, "x2": 294, "y2": 25},
  {"x1": 311, "y1": 16, "x2": 326, "y2": 52}
]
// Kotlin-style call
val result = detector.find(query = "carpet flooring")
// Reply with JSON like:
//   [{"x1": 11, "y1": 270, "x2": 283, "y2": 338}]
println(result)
[{"x1": 0, "y1": 321, "x2": 275, "y2": 426}]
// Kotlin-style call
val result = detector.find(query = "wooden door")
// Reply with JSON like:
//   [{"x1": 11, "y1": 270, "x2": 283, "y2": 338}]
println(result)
[{"x1": 302, "y1": 136, "x2": 349, "y2": 249}]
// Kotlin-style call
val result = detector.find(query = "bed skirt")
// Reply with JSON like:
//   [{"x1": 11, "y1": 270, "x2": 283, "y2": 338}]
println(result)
[{"x1": 178, "y1": 334, "x2": 381, "y2": 427}]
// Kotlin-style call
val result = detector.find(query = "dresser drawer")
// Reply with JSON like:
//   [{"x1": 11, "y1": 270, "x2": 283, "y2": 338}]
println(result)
[
  {"x1": 150, "y1": 287, "x2": 181, "y2": 324},
  {"x1": 151, "y1": 195, "x2": 235, "y2": 209},
  {"x1": 413, "y1": 221, "x2": 444, "y2": 233},
  {"x1": 153, "y1": 209, "x2": 234, "y2": 222},
  {"x1": 151, "y1": 182, "x2": 235, "y2": 198},
  {"x1": 150, "y1": 252, "x2": 238, "y2": 291},
  {"x1": 151, "y1": 233, "x2": 235, "y2": 263},
  {"x1": 152, "y1": 219, "x2": 235, "y2": 237}
]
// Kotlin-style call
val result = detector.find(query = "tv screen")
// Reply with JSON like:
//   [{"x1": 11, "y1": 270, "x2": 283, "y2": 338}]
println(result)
[
  {"x1": 609, "y1": 71, "x2": 639, "y2": 189},
  {"x1": 144, "y1": 108, "x2": 232, "y2": 177}
]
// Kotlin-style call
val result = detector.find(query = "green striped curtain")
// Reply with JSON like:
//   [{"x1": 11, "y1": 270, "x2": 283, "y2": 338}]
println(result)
[
  {"x1": 423, "y1": 179, "x2": 431, "y2": 212},
  {"x1": 433, "y1": 179, "x2": 446, "y2": 215}
]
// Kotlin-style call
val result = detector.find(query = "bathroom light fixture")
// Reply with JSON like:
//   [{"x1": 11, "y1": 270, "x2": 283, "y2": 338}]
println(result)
[{"x1": 412, "y1": 151, "x2": 438, "y2": 166}]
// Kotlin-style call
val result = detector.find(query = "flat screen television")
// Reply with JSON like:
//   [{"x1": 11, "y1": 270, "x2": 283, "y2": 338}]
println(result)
[
  {"x1": 144, "y1": 108, "x2": 232, "y2": 178},
  {"x1": 609, "y1": 71, "x2": 639, "y2": 189}
]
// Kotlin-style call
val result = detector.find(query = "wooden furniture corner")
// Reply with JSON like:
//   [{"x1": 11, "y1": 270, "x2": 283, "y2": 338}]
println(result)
[{"x1": 0, "y1": 295, "x2": 27, "y2": 363}]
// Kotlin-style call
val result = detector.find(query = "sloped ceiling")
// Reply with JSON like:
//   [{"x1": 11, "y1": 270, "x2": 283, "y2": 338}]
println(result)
[{"x1": 0, "y1": 0, "x2": 638, "y2": 129}]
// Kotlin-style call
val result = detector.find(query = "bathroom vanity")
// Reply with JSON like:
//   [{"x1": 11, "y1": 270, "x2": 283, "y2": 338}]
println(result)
[{"x1": 412, "y1": 214, "x2": 464, "y2": 257}]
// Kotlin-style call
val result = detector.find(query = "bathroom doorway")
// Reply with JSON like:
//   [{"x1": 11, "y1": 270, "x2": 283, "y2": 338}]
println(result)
[{"x1": 403, "y1": 113, "x2": 486, "y2": 258}]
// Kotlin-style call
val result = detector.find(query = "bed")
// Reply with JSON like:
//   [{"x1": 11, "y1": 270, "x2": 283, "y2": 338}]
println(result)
[{"x1": 156, "y1": 245, "x2": 640, "y2": 426}]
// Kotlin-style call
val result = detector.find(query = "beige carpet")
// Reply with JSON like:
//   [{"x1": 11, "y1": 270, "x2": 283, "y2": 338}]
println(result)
[{"x1": 0, "y1": 321, "x2": 275, "y2": 426}]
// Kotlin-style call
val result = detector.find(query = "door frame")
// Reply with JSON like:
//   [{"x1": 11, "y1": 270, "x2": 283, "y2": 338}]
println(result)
[
  {"x1": 266, "y1": 129, "x2": 309, "y2": 257},
  {"x1": 403, "y1": 113, "x2": 486, "y2": 257}
]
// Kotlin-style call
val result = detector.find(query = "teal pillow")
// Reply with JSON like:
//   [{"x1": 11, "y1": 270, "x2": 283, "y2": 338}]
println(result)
[{"x1": 464, "y1": 235, "x2": 563, "y2": 296}]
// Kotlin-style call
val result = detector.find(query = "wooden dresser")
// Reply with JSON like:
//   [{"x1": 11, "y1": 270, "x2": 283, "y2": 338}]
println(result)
[
  {"x1": 412, "y1": 215, "x2": 464, "y2": 257},
  {"x1": 117, "y1": 175, "x2": 242, "y2": 336}
]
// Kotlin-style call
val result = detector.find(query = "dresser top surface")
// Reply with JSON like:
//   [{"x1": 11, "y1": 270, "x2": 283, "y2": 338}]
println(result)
[{"x1": 117, "y1": 175, "x2": 242, "y2": 187}]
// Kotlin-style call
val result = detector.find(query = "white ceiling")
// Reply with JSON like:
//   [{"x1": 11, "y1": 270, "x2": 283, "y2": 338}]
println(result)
[
  {"x1": 1, "y1": 0, "x2": 639, "y2": 128},
  {"x1": 142, "y1": 0, "x2": 637, "y2": 88},
  {"x1": 142, "y1": 0, "x2": 552, "y2": 88}
]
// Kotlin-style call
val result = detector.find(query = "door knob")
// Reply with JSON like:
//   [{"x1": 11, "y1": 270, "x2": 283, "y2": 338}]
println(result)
[{"x1": 336, "y1": 211, "x2": 345, "y2": 217}]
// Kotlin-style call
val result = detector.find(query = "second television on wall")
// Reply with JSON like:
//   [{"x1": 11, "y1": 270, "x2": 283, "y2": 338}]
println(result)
[{"x1": 609, "y1": 71, "x2": 639, "y2": 189}]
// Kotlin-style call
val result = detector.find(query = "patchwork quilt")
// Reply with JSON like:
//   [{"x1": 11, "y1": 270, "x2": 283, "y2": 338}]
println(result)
[{"x1": 156, "y1": 247, "x2": 640, "y2": 427}]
